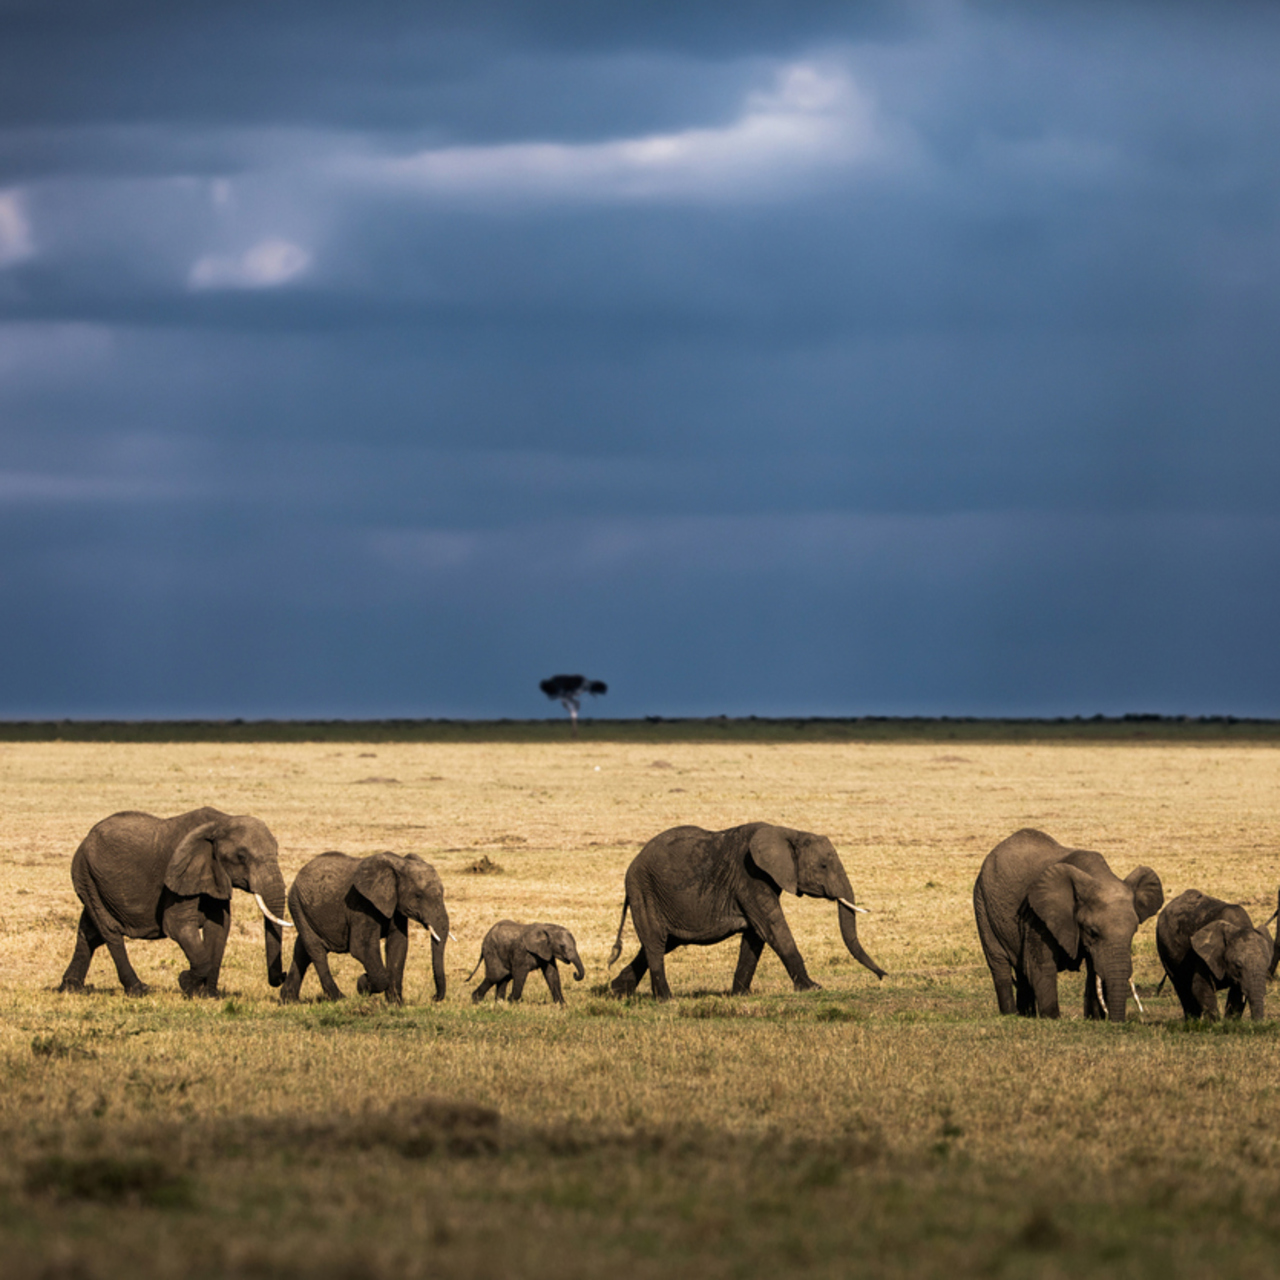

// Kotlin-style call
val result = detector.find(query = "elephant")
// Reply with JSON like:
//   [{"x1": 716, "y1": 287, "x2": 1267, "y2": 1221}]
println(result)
[
  {"x1": 58, "y1": 807, "x2": 291, "y2": 998},
  {"x1": 280, "y1": 851, "x2": 449, "y2": 1004},
  {"x1": 973, "y1": 828, "x2": 1164, "y2": 1022},
  {"x1": 1156, "y1": 889, "x2": 1269, "y2": 1021},
  {"x1": 608, "y1": 822, "x2": 885, "y2": 1000},
  {"x1": 467, "y1": 920, "x2": 585, "y2": 1004}
]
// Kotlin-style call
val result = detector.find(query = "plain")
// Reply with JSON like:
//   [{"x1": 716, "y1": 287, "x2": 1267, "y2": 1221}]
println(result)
[{"x1": 1, "y1": 737, "x2": 1279, "y2": 1280}]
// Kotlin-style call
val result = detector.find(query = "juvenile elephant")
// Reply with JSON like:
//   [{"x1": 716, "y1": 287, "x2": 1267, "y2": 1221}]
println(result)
[
  {"x1": 467, "y1": 920, "x2": 584, "y2": 1004},
  {"x1": 281, "y1": 851, "x2": 449, "y2": 1004},
  {"x1": 608, "y1": 822, "x2": 885, "y2": 1000},
  {"x1": 1156, "y1": 889, "x2": 1270, "y2": 1021},
  {"x1": 973, "y1": 828, "x2": 1163, "y2": 1022},
  {"x1": 58, "y1": 807, "x2": 292, "y2": 998}
]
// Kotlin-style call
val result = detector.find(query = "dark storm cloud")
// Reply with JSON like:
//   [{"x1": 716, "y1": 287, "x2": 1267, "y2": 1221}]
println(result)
[{"x1": 1, "y1": 1, "x2": 1279, "y2": 717}]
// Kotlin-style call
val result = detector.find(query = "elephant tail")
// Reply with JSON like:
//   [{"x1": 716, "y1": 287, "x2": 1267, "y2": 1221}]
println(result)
[
  {"x1": 465, "y1": 953, "x2": 483, "y2": 983},
  {"x1": 607, "y1": 896, "x2": 630, "y2": 967}
]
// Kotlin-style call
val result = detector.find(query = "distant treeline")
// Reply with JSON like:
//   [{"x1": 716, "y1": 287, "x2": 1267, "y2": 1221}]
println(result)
[{"x1": 0, "y1": 714, "x2": 1278, "y2": 743}]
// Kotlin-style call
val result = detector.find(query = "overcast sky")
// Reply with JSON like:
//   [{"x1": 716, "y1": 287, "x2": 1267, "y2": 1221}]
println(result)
[{"x1": 1, "y1": 1, "x2": 1278, "y2": 719}]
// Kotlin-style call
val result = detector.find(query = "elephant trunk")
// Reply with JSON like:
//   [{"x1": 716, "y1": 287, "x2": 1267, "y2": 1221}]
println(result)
[
  {"x1": 251, "y1": 866, "x2": 288, "y2": 989},
  {"x1": 427, "y1": 907, "x2": 450, "y2": 1002},
  {"x1": 1245, "y1": 972, "x2": 1267, "y2": 1021},
  {"x1": 1099, "y1": 957, "x2": 1133, "y2": 1024},
  {"x1": 837, "y1": 898, "x2": 887, "y2": 980},
  {"x1": 569, "y1": 950, "x2": 585, "y2": 982}
]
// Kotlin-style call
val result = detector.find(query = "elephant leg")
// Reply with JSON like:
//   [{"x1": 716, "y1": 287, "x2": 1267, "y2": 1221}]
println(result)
[
  {"x1": 1028, "y1": 962, "x2": 1060, "y2": 1019},
  {"x1": 97, "y1": 926, "x2": 149, "y2": 997},
  {"x1": 280, "y1": 936, "x2": 312, "y2": 1003},
  {"x1": 509, "y1": 962, "x2": 531, "y2": 1002},
  {"x1": 1190, "y1": 971, "x2": 1220, "y2": 1021},
  {"x1": 749, "y1": 901, "x2": 818, "y2": 993},
  {"x1": 352, "y1": 925, "x2": 396, "y2": 1002},
  {"x1": 1014, "y1": 970, "x2": 1036, "y2": 1016},
  {"x1": 981, "y1": 947, "x2": 1017, "y2": 1015},
  {"x1": 58, "y1": 908, "x2": 105, "y2": 993},
  {"x1": 495, "y1": 978, "x2": 511, "y2": 1001},
  {"x1": 732, "y1": 928, "x2": 766, "y2": 995},
  {"x1": 1224, "y1": 983, "x2": 1246, "y2": 1020},
  {"x1": 177, "y1": 902, "x2": 229, "y2": 998},
  {"x1": 166, "y1": 902, "x2": 222, "y2": 998},
  {"x1": 309, "y1": 950, "x2": 345, "y2": 1001},
  {"x1": 471, "y1": 976, "x2": 496, "y2": 1004},
  {"x1": 610, "y1": 947, "x2": 649, "y2": 997},
  {"x1": 383, "y1": 923, "x2": 409, "y2": 1003},
  {"x1": 541, "y1": 960, "x2": 565, "y2": 1005},
  {"x1": 641, "y1": 940, "x2": 676, "y2": 1000}
]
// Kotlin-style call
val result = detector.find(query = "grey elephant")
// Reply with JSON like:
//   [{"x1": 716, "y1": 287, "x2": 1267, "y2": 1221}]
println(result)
[
  {"x1": 1156, "y1": 889, "x2": 1269, "y2": 1021},
  {"x1": 467, "y1": 920, "x2": 585, "y2": 1004},
  {"x1": 608, "y1": 822, "x2": 885, "y2": 1000},
  {"x1": 973, "y1": 828, "x2": 1164, "y2": 1022},
  {"x1": 280, "y1": 851, "x2": 449, "y2": 1004},
  {"x1": 58, "y1": 807, "x2": 291, "y2": 998}
]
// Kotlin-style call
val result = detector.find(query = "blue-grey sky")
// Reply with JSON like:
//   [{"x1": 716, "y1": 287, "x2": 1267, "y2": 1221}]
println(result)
[{"x1": 2, "y1": 1, "x2": 1278, "y2": 719}]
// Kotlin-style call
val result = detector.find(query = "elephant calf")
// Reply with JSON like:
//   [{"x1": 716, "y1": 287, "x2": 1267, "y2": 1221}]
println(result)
[
  {"x1": 281, "y1": 851, "x2": 450, "y2": 1004},
  {"x1": 1156, "y1": 889, "x2": 1270, "y2": 1021},
  {"x1": 468, "y1": 920, "x2": 584, "y2": 1004}
]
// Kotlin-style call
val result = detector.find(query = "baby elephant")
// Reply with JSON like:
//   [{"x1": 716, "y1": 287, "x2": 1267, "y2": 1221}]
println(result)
[
  {"x1": 281, "y1": 851, "x2": 450, "y2": 1004},
  {"x1": 1156, "y1": 889, "x2": 1270, "y2": 1021},
  {"x1": 468, "y1": 920, "x2": 584, "y2": 1004}
]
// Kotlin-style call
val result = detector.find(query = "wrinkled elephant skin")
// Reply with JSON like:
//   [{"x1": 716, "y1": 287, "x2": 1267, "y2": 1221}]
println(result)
[
  {"x1": 281, "y1": 851, "x2": 449, "y2": 1004},
  {"x1": 468, "y1": 920, "x2": 584, "y2": 1004},
  {"x1": 1157, "y1": 889, "x2": 1269, "y2": 1021},
  {"x1": 608, "y1": 822, "x2": 885, "y2": 1000},
  {"x1": 58, "y1": 807, "x2": 289, "y2": 998},
  {"x1": 973, "y1": 828, "x2": 1163, "y2": 1023}
]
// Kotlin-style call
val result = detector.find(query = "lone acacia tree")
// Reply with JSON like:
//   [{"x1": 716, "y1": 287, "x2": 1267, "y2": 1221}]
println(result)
[{"x1": 540, "y1": 674, "x2": 607, "y2": 737}]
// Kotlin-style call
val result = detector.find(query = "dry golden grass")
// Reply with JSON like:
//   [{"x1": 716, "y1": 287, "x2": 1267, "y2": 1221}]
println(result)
[{"x1": 2, "y1": 738, "x2": 1280, "y2": 1279}]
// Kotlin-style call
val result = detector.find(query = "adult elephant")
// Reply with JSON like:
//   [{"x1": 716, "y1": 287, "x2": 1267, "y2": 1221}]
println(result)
[
  {"x1": 973, "y1": 828, "x2": 1163, "y2": 1022},
  {"x1": 280, "y1": 851, "x2": 449, "y2": 1004},
  {"x1": 468, "y1": 920, "x2": 585, "y2": 1005},
  {"x1": 608, "y1": 822, "x2": 885, "y2": 1000},
  {"x1": 58, "y1": 807, "x2": 291, "y2": 998},
  {"x1": 1156, "y1": 889, "x2": 1270, "y2": 1021}
]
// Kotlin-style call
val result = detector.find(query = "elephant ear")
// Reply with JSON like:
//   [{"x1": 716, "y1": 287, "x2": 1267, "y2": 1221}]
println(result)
[
  {"x1": 747, "y1": 827, "x2": 797, "y2": 895},
  {"x1": 524, "y1": 926, "x2": 554, "y2": 961},
  {"x1": 1191, "y1": 921, "x2": 1229, "y2": 981},
  {"x1": 1124, "y1": 866, "x2": 1164, "y2": 923},
  {"x1": 352, "y1": 853, "x2": 400, "y2": 918},
  {"x1": 165, "y1": 821, "x2": 233, "y2": 899},
  {"x1": 1026, "y1": 863, "x2": 1091, "y2": 959}
]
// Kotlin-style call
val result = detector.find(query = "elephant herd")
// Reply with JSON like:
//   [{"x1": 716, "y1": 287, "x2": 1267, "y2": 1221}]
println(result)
[{"x1": 53, "y1": 807, "x2": 1277, "y2": 1023}]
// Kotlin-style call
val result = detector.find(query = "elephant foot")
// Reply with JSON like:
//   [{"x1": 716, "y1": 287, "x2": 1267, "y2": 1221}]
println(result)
[
  {"x1": 179, "y1": 971, "x2": 220, "y2": 999},
  {"x1": 792, "y1": 978, "x2": 823, "y2": 993},
  {"x1": 356, "y1": 975, "x2": 371, "y2": 996},
  {"x1": 57, "y1": 978, "x2": 86, "y2": 994},
  {"x1": 609, "y1": 979, "x2": 637, "y2": 999},
  {"x1": 124, "y1": 981, "x2": 152, "y2": 998}
]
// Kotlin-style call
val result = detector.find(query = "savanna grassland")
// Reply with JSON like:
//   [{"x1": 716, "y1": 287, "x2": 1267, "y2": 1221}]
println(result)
[{"x1": 2, "y1": 732, "x2": 1280, "y2": 1280}]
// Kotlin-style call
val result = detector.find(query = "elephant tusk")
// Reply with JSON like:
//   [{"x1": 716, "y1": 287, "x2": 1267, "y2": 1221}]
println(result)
[
  {"x1": 449, "y1": 932, "x2": 459, "y2": 942},
  {"x1": 429, "y1": 926, "x2": 442, "y2": 943},
  {"x1": 837, "y1": 897, "x2": 868, "y2": 914},
  {"x1": 1095, "y1": 975, "x2": 1109, "y2": 1017},
  {"x1": 254, "y1": 893, "x2": 294, "y2": 929},
  {"x1": 1129, "y1": 978, "x2": 1145, "y2": 1014}
]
